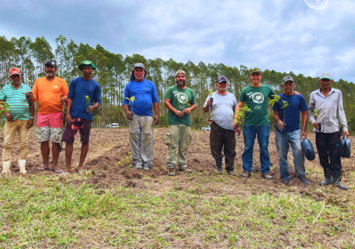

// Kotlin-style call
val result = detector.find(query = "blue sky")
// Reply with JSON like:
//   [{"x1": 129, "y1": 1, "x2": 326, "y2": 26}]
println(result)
[{"x1": 1, "y1": 0, "x2": 354, "y2": 82}]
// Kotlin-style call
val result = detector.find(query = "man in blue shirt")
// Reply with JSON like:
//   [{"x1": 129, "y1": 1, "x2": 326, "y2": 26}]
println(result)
[
  {"x1": 123, "y1": 63, "x2": 160, "y2": 171},
  {"x1": 61, "y1": 60, "x2": 101, "y2": 175},
  {"x1": 273, "y1": 76, "x2": 309, "y2": 186}
]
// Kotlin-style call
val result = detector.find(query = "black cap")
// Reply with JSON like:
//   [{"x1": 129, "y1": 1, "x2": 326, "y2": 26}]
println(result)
[{"x1": 45, "y1": 60, "x2": 57, "y2": 68}]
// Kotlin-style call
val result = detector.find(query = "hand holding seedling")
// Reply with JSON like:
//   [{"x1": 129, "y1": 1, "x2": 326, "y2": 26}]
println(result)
[
  {"x1": 183, "y1": 99, "x2": 191, "y2": 114},
  {"x1": 175, "y1": 110, "x2": 184, "y2": 118},
  {"x1": 25, "y1": 92, "x2": 33, "y2": 101},
  {"x1": 312, "y1": 109, "x2": 319, "y2": 130},
  {"x1": 60, "y1": 93, "x2": 67, "y2": 106},
  {"x1": 269, "y1": 95, "x2": 288, "y2": 131},
  {"x1": 0, "y1": 102, "x2": 13, "y2": 122},
  {"x1": 233, "y1": 105, "x2": 252, "y2": 135},
  {"x1": 125, "y1": 97, "x2": 135, "y2": 120}
]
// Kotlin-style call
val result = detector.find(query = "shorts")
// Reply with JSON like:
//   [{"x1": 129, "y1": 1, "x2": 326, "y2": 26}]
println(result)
[
  {"x1": 61, "y1": 118, "x2": 92, "y2": 144},
  {"x1": 35, "y1": 112, "x2": 64, "y2": 143}
]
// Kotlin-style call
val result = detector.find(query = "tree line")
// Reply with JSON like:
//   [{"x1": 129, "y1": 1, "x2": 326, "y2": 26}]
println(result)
[{"x1": 1, "y1": 35, "x2": 354, "y2": 131}]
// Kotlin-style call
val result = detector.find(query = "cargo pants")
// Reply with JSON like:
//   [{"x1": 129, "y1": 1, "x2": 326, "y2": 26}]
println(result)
[{"x1": 166, "y1": 124, "x2": 192, "y2": 169}]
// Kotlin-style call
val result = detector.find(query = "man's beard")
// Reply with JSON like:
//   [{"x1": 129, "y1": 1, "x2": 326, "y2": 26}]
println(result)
[
  {"x1": 176, "y1": 80, "x2": 186, "y2": 87},
  {"x1": 134, "y1": 74, "x2": 145, "y2": 80},
  {"x1": 46, "y1": 71, "x2": 54, "y2": 77}
]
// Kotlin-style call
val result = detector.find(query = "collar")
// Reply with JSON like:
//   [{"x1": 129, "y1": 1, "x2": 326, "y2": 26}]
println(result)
[
  {"x1": 10, "y1": 82, "x2": 23, "y2": 89},
  {"x1": 316, "y1": 87, "x2": 335, "y2": 97}
]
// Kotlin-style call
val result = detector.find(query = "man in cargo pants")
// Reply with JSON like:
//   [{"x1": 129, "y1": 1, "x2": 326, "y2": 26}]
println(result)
[
  {"x1": 164, "y1": 70, "x2": 197, "y2": 176},
  {"x1": 123, "y1": 63, "x2": 160, "y2": 171}
]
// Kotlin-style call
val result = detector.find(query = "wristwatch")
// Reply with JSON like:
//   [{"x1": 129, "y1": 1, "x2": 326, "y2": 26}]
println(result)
[{"x1": 30, "y1": 116, "x2": 34, "y2": 119}]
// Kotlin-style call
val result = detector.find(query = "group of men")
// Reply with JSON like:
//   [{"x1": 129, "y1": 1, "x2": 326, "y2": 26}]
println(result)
[
  {"x1": 124, "y1": 64, "x2": 349, "y2": 191},
  {"x1": 1, "y1": 62, "x2": 350, "y2": 191},
  {"x1": 0, "y1": 60, "x2": 101, "y2": 176}
]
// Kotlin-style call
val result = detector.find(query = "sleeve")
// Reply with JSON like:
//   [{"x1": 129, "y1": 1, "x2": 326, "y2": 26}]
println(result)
[
  {"x1": 67, "y1": 79, "x2": 75, "y2": 100},
  {"x1": 190, "y1": 90, "x2": 197, "y2": 105},
  {"x1": 299, "y1": 95, "x2": 308, "y2": 112},
  {"x1": 0, "y1": 88, "x2": 6, "y2": 101},
  {"x1": 31, "y1": 79, "x2": 39, "y2": 102},
  {"x1": 164, "y1": 87, "x2": 172, "y2": 100},
  {"x1": 308, "y1": 93, "x2": 316, "y2": 124},
  {"x1": 94, "y1": 83, "x2": 102, "y2": 105},
  {"x1": 238, "y1": 90, "x2": 246, "y2": 102},
  {"x1": 62, "y1": 80, "x2": 69, "y2": 98},
  {"x1": 151, "y1": 83, "x2": 159, "y2": 103},
  {"x1": 337, "y1": 91, "x2": 348, "y2": 131},
  {"x1": 122, "y1": 83, "x2": 130, "y2": 105}
]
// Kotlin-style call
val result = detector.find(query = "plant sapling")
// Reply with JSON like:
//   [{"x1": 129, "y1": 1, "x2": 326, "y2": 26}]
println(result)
[
  {"x1": 269, "y1": 95, "x2": 289, "y2": 131},
  {"x1": 313, "y1": 109, "x2": 321, "y2": 132},
  {"x1": 234, "y1": 105, "x2": 252, "y2": 128},
  {"x1": 0, "y1": 102, "x2": 13, "y2": 121},
  {"x1": 125, "y1": 96, "x2": 135, "y2": 120}
]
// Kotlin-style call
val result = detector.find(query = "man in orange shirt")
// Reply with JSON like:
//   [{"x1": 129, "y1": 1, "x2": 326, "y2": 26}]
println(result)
[{"x1": 26, "y1": 61, "x2": 68, "y2": 173}]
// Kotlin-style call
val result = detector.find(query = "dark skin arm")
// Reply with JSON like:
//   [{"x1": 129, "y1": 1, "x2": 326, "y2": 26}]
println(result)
[
  {"x1": 27, "y1": 101, "x2": 35, "y2": 129},
  {"x1": 153, "y1": 102, "x2": 160, "y2": 125},
  {"x1": 301, "y1": 111, "x2": 307, "y2": 139},
  {"x1": 123, "y1": 104, "x2": 132, "y2": 120},
  {"x1": 273, "y1": 111, "x2": 284, "y2": 130},
  {"x1": 87, "y1": 103, "x2": 100, "y2": 114},
  {"x1": 203, "y1": 99, "x2": 211, "y2": 112},
  {"x1": 65, "y1": 98, "x2": 74, "y2": 124}
]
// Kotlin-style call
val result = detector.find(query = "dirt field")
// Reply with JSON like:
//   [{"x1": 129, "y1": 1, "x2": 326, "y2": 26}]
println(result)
[{"x1": 1, "y1": 128, "x2": 354, "y2": 247}]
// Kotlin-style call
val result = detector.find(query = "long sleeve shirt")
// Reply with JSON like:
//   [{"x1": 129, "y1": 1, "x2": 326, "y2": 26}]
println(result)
[{"x1": 308, "y1": 88, "x2": 348, "y2": 133}]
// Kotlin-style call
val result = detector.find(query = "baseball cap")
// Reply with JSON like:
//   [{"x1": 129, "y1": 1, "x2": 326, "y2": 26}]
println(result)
[
  {"x1": 217, "y1": 76, "x2": 228, "y2": 83},
  {"x1": 133, "y1": 63, "x2": 145, "y2": 70},
  {"x1": 78, "y1": 60, "x2": 97, "y2": 71},
  {"x1": 250, "y1": 67, "x2": 262, "y2": 75},
  {"x1": 282, "y1": 76, "x2": 294, "y2": 84},
  {"x1": 175, "y1": 70, "x2": 186, "y2": 77},
  {"x1": 320, "y1": 72, "x2": 332, "y2": 80},
  {"x1": 45, "y1": 60, "x2": 57, "y2": 68},
  {"x1": 9, "y1": 68, "x2": 21, "y2": 77}
]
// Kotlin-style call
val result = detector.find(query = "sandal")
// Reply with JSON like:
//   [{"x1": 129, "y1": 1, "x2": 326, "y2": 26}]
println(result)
[
  {"x1": 38, "y1": 166, "x2": 50, "y2": 171},
  {"x1": 59, "y1": 172, "x2": 71, "y2": 176},
  {"x1": 53, "y1": 168, "x2": 63, "y2": 174},
  {"x1": 78, "y1": 170, "x2": 85, "y2": 174}
]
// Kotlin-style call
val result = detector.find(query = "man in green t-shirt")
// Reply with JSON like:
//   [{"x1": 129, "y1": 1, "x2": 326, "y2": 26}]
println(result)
[
  {"x1": 233, "y1": 68, "x2": 276, "y2": 180},
  {"x1": 164, "y1": 70, "x2": 197, "y2": 176}
]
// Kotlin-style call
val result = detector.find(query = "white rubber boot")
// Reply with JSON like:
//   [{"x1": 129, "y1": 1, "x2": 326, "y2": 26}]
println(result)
[
  {"x1": 2, "y1": 161, "x2": 11, "y2": 174},
  {"x1": 18, "y1": 159, "x2": 27, "y2": 175}
]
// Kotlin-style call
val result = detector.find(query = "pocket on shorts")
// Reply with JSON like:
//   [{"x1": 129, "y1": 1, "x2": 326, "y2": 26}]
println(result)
[{"x1": 165, "y1": 133, "x2": 172, "y2": 146}]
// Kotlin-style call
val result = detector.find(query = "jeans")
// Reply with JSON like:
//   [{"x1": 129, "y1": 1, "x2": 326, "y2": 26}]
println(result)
[
  {"x1": 242, "y1": 125, "x2": 270, "y2": 174},
  {"x1": 166, "y1": 124, "x2": 191, "y2": 169},
  {"x1": 275, "y1": 129, "x2": 306, "y2": 180}
]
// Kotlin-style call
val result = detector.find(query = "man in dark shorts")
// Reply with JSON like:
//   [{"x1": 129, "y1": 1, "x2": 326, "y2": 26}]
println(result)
[{"x1": 61, "y1": 60, "x2": 101, "y2": 175}]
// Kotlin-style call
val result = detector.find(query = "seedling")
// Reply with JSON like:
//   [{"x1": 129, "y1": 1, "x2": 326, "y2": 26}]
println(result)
[
  {"x1": 0, "y1": 102, "x2": 13, "y2": 121},
  {"x1": 269, "y1": 95, "x2": 289, "y2": 131},
  {"x1": 234, "y1": 105, "x2": 252, "y2": 127},
  {"x1": 85, "y1": 95, "x2": 90, "y2": 107},
  {"x1": 185, "y1": 99, "x2": 190, "y2": 107},
  {"x1": 313, "y1": 109, "x2": 321, "y2": 132},
  {"x1": 125, "y1": 96, "x2": 135, "y2": 120}
]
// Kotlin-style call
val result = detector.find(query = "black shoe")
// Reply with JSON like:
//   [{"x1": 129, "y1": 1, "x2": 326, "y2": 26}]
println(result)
[
  {"x1": 319, "y1": 167, "x2": 332, "y2": 186},
  {"x1": 332, "y1": 170, "x2": 348, "y2": 191},
  {"x1": 227, "y1": 171, "x2": 236, "y2": 176},
  {"x1": 215, "y1": 158, "x2": 222, "y2": 174},
  {"x1": 143, "y1": 165, "x2": 150, "y2": 171},
  {"x1": 282, "y1": 179, "x2": 290, "y2": 186},
  {"x1": 299, "y1": 175, "x2": 310, "y2": 185}
]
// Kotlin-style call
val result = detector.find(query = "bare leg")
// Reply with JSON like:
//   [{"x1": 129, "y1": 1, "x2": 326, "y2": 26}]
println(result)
[
  {"x1": 41, "y1": 141, "x2": 50, "y2": 169},
  {"x1": 78, "y1": 143, "x2": 89, "y2": 171},
  {"x1": 65, "y1": 143, "x2": 73, "y2": 172},
  {"x1": 52, "y1": 142, "x2": 60, "y2": 170}
]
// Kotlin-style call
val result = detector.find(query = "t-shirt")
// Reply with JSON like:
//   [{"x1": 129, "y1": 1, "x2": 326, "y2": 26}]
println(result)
[
  {"x1": 203, "y1": 92, "x2": 237, "y2": 130},
  {"x1": 68, "y1": 77, "x2": 101, "y2": 121},
  {"x1": 32, "y1": 76, "x2": 69, "y2": 114},
  {"x1": 0, "y1": 83, "x2": 31, "y2": 120},
  {"x1": 273, "y1": 93, "x2": 308, "y2": 132},
  {"x1": 164, "y1": 85, "x2": 196, "y2": 126},
  {"x1": 122, "y1": 79, "x2": 159, "y2": 116},
  {"x1": 239, "y1": 84, "x2": 276, "y2": 126}
]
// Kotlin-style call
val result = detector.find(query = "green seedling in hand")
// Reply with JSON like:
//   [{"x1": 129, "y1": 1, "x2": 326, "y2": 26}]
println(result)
[
  {"x1": 234, "y1": 105, "x2": 252, "y2": 126},
  {"x1": 125, "y1": 96, "x2": 135, "y2": 112},
  {"x1": 0, "y1": 102, "x2": 13, "y2": 121},
  {"x1": 209, "y1": 89, "x2": 213, "y2": 97},
  {"x1": 313, "y1": 109, "x2": 319, "y2": 118},
  {"x1": 185, "y1": 99, "x2": 191, "y2": 107},
  {"x1": 85, "y1": 95, "x2": 90, "y2": 107},
  {"x1": 269, "y1": 95, "x2": 289, "y2": 131}
]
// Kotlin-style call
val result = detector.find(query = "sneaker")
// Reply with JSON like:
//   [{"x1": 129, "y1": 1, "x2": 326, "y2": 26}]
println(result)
[
  {"x1": 282, "y1": 179, "x2": 290, "y2": 186},
  {"x1": 241, "y1": 171, "x2": 251, "y2": 178},
  {"x1": 262, "y1": 173, "x2": 273, "y2": 180},
  {"x1": 168, "y1": 168, "x2": 175, "y2": 176},
  {"x1": 179, "y1": 166, "x2": 192, "y2": 173},
  {"x1": 135, "y1": 164, "x2": 143, "y2": 170},
  {"x1": 227, "y1": 171, "x2": 236, "y2": 176},
  {"x1": 143, "y1": 165, "x2": 150, "y2": 171},
  {"x1": 298, "y1": 175, "x2": 310, "y2": 185}
]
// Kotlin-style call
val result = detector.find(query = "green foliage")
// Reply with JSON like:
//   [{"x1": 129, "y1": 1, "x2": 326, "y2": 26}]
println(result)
[
  {"x1": 269, "y1": 95, "x2": 288, "y2": 109},
  {"x1": 234, "y1": 105, "x2": 252, "y2": 124},
  {"x1": 85, "y1": 95, "x2": 90, "y2": 107},
  {"x1": 125, "y1": 97, "x2": 135, "y2": 113},
  {"x1": 348, "y1": 106, "x2": 355, "y2": 132},
  {"x1": 0, "y1": 102, "x2": 11, "y2": 115},
  {"x1": 313, "y1": 109, "x2": 319, "y2": 118},
  {"x1": 209, "y1": 88, "x2": 213, "y2": 97}
]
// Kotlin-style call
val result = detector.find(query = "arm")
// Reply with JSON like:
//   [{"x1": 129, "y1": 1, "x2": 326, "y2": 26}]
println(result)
[
  {"x1": 164, "y1": 99, "x2": 184, "y2": 118},
  {"x1": 30, "y1": 80, "x2": 38, "y2": 102},
  {"x1": 301, "y1": 111, "x2": 308, "y2": 138},
  {"x1": 203, "y1": 100, "x2": 211, "y2": 112},
  {"x1": 60, "y1": 81, "x2": 69, "y2": 105},
  {"x1": 273, "y1": 110, "x2": 284, "y2": 130},
  {"x1": 184, "y1": 104, "x2": 196, "y2": 114},
  {"x1": 307, "y1": 93, "x2": 318, "y2": 130},
  {"x1": 338, "y1": 91, "x2": 349, "y2": 136},
  {"x1": 65, "y1": 98, "x2": 73, "y2": 124},
  {"x1": 87, "y1": 84, "x2": 101, "y2": 114},
  {"x1": 153, "y1": 102, "x2": 159, "y2": 125},
  {"x1": 27, "y1": 101, "x2": 35, "y2": 129}
]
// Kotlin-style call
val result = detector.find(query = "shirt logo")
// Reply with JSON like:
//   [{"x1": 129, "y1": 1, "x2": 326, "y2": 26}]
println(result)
[
  {"x1": 176, "y1": 92, "x2": 188, "y2": 104},
  {"x1": 247, "y1": 92, "x2": 264, "y2": 104},
  {"x1": 53, "y1": 85, "x2": 58, "y2": 88}
]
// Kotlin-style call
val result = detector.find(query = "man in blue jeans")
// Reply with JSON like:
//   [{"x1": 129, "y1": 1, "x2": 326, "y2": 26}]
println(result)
[
  {"x1": 233, "y1": 68, "x2": 276, "y2": 180},
  {"x1": 273, "y1": 76, "x2": 310, "y2": 186}
]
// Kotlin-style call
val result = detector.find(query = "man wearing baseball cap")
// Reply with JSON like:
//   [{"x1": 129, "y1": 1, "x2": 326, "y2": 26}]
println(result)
[
  {"x1": 273, "y1": 76, "x2": 309, "y2": 186},
  {"x1": 204, "y1": 76, "x2": 238, "y2": 175},
  {"x1": 233, "y1": 68, "x2": 281, "y2": 180},
  {"x1": 308, "y1": 72, "x2": 349, "y2": 190},
  {"x1": 123, "y1": 63, "x2": 159, "y2": 171},
  {"x1": 61, "y1": 60, "x2": 101, "y2": 175},
  {"x1": 164, "y1": 70, "x2": 196, "y2": 176},
  {"x1": 0, "y1": 68, "x2": 34, "y2": 175}
]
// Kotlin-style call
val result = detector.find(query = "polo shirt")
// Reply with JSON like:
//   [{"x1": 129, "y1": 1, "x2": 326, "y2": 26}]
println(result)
[{"x1": 0, "y1": 83, "x2": 31, "y2": 120}]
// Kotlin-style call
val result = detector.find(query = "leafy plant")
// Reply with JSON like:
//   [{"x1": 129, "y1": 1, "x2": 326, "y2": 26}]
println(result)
[
  {"x1": 234, "y1": 105, "x2": 252, "y2": 126},
  {"x1": 85, "y1": 95, "x2": 90, "y2": 107},
  {"x1": 125, "y1": 96, "x2": 135, "y2": 113},
  {"x1": 269, "y1": 95, "x2": 289, "y2": 131},
  {"x1": 209, "y1": 89, "x2": 213, "y2": 97},
  {"x1": 0, "y1": 102, "x2": 13, "y2": 121},
  {"x1": 185, "y1": 99, "x2": 190, "y2": 107}
]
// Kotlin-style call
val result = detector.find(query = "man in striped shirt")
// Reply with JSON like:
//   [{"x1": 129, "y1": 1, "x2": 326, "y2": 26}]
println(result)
[{"x1": 0, "y1": 68, "x2": 35, "y2": 175}]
